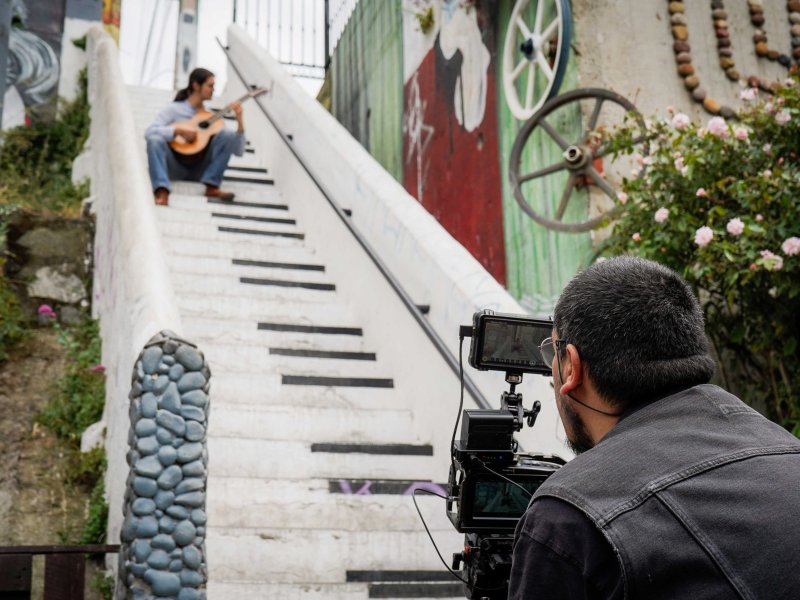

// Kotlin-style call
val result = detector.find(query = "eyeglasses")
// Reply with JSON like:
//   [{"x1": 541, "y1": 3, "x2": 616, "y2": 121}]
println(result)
[{"x1": 538, "y1": 337, "x2": 567, "y2": 366}]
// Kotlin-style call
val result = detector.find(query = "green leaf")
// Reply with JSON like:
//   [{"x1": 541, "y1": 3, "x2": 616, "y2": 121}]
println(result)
[{"x1": 783, "y1": 337, "x2": 797, "y2": 357}]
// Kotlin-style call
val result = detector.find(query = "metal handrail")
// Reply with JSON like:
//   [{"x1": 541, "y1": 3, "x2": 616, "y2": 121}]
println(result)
[{"x1": 217, "y1": 38, "x2": 492, "y2": 410}]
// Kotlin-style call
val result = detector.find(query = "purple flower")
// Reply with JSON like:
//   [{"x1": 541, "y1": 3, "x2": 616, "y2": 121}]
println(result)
[
  {"x1": 37, "y1": 304, "x2": 56, "y2": 318},
  {"x1": 694, "y1": 226, "x2": 714, "y2": 248}
]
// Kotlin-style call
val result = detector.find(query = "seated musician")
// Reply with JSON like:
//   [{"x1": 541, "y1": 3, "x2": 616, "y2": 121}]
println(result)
[{"x1": 145, "y1": 68, "x2": 245, "y2": 205}]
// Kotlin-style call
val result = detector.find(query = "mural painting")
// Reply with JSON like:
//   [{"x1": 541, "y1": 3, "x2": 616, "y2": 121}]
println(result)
[
  {"x1": 3, "y1": 0, "x2": 66, "y2": 128},
  {"x1": 402, "y1": 0, "x2": 507, "y2": 285},
  {"x1": 102, "y1": 0, "x2": 121, "y2": 43}
]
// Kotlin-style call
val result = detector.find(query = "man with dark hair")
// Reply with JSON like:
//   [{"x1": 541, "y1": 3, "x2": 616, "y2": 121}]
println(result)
[
  {"x1": 145, "y1": 68, "x2": 244, "y2": 206},
  {"x1": 509, "y1": 256, "x2": 800, "y2": 599}
]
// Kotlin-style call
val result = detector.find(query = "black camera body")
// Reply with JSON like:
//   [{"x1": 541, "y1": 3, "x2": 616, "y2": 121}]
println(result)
[{"x1": 446, "y1": 310, "x2": 564, "y2": 599}]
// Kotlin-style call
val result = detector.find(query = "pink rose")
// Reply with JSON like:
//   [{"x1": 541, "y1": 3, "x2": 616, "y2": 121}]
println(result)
[
  {"x1": 88, "y1": 364, "x2": 106, "y2": 374},
  {"x1": 759, "y1": 249, "x2": 784, "y2": 271},
  {"x1": 694, "y1": 226, "x2": 714, "y2": 247},
  {"x1": 763, "y1": 169, "x2": 772, "y2": 177},
  {"x1": 762, "y1": 143, "x2": 772, "y2": 154},
  {"x1": 37, "y1": 304, "x2": 56, "y2": 318},
  {"x1": 707, "y1": 116, "x2": 729, "y2": 137},
  {"x1": 775, "y1": 111, "x2": 790, "y2": 126},
  {"x1": 739, "y1": 88, "x2": 758, "y2": 101},
  {"x1": 632, "y1": 232, "x2": 641, "y2": 242},
  {"x1": 654, "y1": 207, "x2": 669, "y2": 223},
  {"x1": 726, "y1": 218, "x2": 745, "y2": 236},
  {"x1": 666, "y1": 105, "x2": 674, "y2": 114},
  {"x1": 696, "y1": 188, "x2": 707, "y2": 197},
  {"x1": 755, "y1": 214, "x2": 764, "y2": 222},
  {"x1": 734, "y1": 127, "x2": 748, "y2": 141},
  {"x1": 617, "y1": 192, "x2": 628, "y2": 204},
  {"x1": 672, "y1": 113, "x2": 691, "y2": 130},
  {"x1": 782, "y1": 237, "x2": 800, "y2": 256}
]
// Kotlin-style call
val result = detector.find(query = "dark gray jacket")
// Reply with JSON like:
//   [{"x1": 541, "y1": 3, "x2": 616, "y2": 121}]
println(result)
[{"x1": 533, "y1": 384, "x2": 800, "y2": 599}]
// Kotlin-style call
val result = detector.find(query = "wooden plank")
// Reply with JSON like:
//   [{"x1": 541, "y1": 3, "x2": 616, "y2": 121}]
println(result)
[
  {"x1": 43, "y1": 554, "x2": 84, "y2": 600},
  {"x1": 0, "y1": 554, "x2": 32, "y2": 597},
  {"x1": 0, "y1": 545, "x2": 119, "y2": 555}
]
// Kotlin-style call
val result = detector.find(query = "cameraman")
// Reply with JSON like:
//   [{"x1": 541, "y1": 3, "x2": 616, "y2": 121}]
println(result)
[{"x1": 509, "y1": 256, "x2": 800, "y2": 599}]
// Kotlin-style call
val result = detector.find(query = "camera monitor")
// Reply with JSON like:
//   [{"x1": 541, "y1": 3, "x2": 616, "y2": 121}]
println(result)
[{"x1": 468, "y1": 311, "x2": 553, "y2": 375}]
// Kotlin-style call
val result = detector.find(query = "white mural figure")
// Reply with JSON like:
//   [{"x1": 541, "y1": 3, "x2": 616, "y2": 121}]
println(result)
[
  {"x1": 404, "y1": 72, "x2": 435, "y2": 201},
  {"x1": 438, "y1": 0, "x2": 490, "y2": 132}
]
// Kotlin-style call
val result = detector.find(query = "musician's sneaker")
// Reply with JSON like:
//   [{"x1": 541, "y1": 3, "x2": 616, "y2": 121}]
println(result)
[
  {"x1": 154, "y1": 187, "x2": 169, "y2": 206},
  {"x1": 204, "y1": 185, "x2": 235, "y2": 201}
]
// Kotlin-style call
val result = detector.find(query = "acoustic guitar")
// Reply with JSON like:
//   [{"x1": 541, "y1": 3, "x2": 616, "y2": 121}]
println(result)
[{"x1": 169, "y1": 87, "x2": 267, "y2": 156}]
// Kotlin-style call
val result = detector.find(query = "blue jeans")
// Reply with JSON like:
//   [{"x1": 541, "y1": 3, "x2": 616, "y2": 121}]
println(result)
[{"x1": 146, "y1": 129, "x2": 240, "y2": 192}]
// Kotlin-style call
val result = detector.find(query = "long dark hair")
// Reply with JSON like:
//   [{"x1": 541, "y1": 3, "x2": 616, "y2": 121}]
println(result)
[{"x1": 174, "y1": 68, "x2": 214, "y2": 101}]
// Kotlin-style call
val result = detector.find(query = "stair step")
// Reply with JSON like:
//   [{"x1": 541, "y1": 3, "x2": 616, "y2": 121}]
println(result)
[{"x1": 166, "y1": 255, "x2": 327, "y2": 279}]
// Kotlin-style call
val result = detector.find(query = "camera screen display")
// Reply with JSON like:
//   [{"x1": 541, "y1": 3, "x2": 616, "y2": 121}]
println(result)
[
  {"x1": 480, "y1": 319, "x2": 550, "y2": 370},
  {"x1": 472, "y1": 479, "x2": 542, "y2": 518}
]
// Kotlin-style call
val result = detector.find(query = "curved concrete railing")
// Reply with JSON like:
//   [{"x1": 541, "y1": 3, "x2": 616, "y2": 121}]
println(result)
[
  {"x1": 84, "y1": 26, "x2": 208, "y2": 597},
  {"x1": 223, "y1": 24, "x2": 566, "y2": 456}
]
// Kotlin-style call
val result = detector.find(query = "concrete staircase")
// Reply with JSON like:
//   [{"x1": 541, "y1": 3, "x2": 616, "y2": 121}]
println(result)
[{"x1": 128, "y1": 87, "x2": 465, "y2": 599}]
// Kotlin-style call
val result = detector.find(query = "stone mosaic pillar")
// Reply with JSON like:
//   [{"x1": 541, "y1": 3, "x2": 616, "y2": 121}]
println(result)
[{"x1": 119, "y1": 331, "x2": 210, "y2": 599}]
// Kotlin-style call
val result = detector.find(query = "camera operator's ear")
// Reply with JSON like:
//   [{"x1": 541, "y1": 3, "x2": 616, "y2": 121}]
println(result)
[{"x1": 559, "y1": 344, "x2": 584, "y2": 395}]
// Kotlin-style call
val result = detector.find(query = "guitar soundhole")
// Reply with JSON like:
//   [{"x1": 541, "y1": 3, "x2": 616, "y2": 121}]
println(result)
[{"x1": 199, "y1": 121, "x2": 210, "y2": 129}]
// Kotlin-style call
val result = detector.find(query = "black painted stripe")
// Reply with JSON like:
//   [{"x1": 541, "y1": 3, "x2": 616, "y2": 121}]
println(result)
[
  {"x1": 207, "y1": 198, "x2": 288, "y2": 210},
  {"x1": 311, "y1": 443, "x2": 431, "y2": 455},
  {"x1": 282, "y1": 375, "x2": 393, "y2": 388},
  {"x1": 240, "y1": 277, "x2": 334, "y2": 291},
  {"x1": 258, "y1": 323, "x2": 362, "y2": 335},
  {"x1": 218, "y1": 226, "x2": 304, "y2": 239},
  {"x1": 233, "y1": 258, "x2": 325, "y2": 272},
  {"x1": 223, "y1": 175, "x2": 275, "y2": 185},
  {"x1": 270, "y1": 348, "x2": 376, "y2": 360},
  {"x1": 348, "y1": 571, "x2": 455, "y2": 583},
  {"x1": 368, "y1": 583, "x2": 463, "y2": 598},
  {"x1": 245, "y1": 148, "x2": 255, "y2": 153},
  {"x1": 212, "y1": 212, "x2": 296, "y2": 225},
  {"x1": 416, "y1": 304, "x2": 430, "y2": 315},
  {"x1": 226, "y1": 165, "x2": 268, "y2": 174},
  {"x1": 330, "y1": 480, "x2": 448, "y2": 495}
]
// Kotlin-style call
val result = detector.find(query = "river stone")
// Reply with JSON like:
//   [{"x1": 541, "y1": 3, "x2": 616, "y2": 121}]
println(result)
[
  {"x1": 182, "y1": 461, "x2": 205, "y2": 477},
  {"x1": 135, "y1": 455, "x2": 163, "y2": 478},
  {"x1": 778, "y1": 54, "x2": 791, "y2": 67},
  {"x1": 718, "y1": 38, "x2": 730, "y2": 47},
  {"x1": 180, "y1": 569, "x2": 204, "y2": 587},
  {"x1": 177, "y1": 372, "x2": 206, "y2": 393},
  {"x1": 140, "y1": 393, "x2": 158, "y2": 418},
  {"x1": 177, "y1": 443, "x2": 203, "y2": 463},
  {"x1": 160, "y1": 383, "x2": 182, "y2": 415},
  {"x1": 131, "y1": 539, "x2": 152, "y2": 563},
  {"x1": 670, "y1": 13, "x2": 685, "y2": 25},
  {"x1": 155, "y1": 490, "x2": 176, "y2": 511},
  {"x1": 153, "y1": 375, "x2": 170, "y2": 395},
  {"x1": 147, "y1": 549, "x2": 171, "y2": 570},
  {"x1": 719, "y1": 57, "x2": 734, "y2": 70},
  {"x1": 159, "y1": 515, "x2": 176, "y2": 534},
  {"x1": 138, "y1": 516, "x2": 159, "y2": 537},
  {"x1": 175, "y1": 491, "x2": 204, "y2": 508},
  {"x1": 191, "y1": 509, "x2": 207, "y2": 526},
  {"x1": 170, "y1": 559, "x2": 183, "y2": 572},
  {"x1": 158, "y1": 445, "x2": 178, "y2": 466},
  {"x1": 130, "y1": 381, "x2": 143, "y2": 399},
  {"x1": 121, "y1": 515, "x2": 139, "y2": 542},
  {"x1": 174, "y1": 520, "x2": 197, "y2": 546},
  {"x1": 137, "y1": 435, "x2": 159, "y2": 456},
  {"x1": 163, "y1": 354, "x2": 175, "y2": 366},
  {"x1": 132, "y1": 498, "x2": 157, "y2": 516},
  {"x1": 144, "y1": 571, "x2": 181, "y2": 597},
  {"x1": 185, "y1": 421, "x2": 205, "y2": 442},
  {"x1": 684, "y1": 75, "x2": 699, "y2": 90},
  {"x1": 671, "y1": 25, "x2": 688, "y2": 41},
  {"x1": 791, "y1": 12, "x2": 800, "y2": 24},
  {"x1": 172, "y1": 439, "x2": 184, "y2": 449},
  {"x1": 178, "y1": 588, "x2": 202, "y2": 600},
  {"x1": 176, "y1": 478, "x2": 204, "y2": 495},
  {"x1": 703, "y1": 97, "x2": 721, "y2": 114},
  {"x1": 677, "y1": 63, "x2": 694, "y2": 76},
  {"x1": 755, "y1": 42, "x2": 769, "y2": 56},
  {"x1": 181, "y1": 406, "x2": 205, "y2": 423},
  {"x1": 751, "y1": 14, "x2": 765, "y2": 26},
  {"x1": 169, "y1": 364, "x2": 185, "y2": 382},
  {"x1": 128, "y1": 562, "x2": 148, "y2": 577},
  {"x1": 135, "y1": 418, "x2": 157, "y2": 437},
  {"x1": 157, "y1": 410, "x2": 186, "y2": 436},
  {"x1": 711, "y1": 8, "x2": 726, "y2": 19},
  {"x1": 790, "y1": 0, "x2": 800, "y2": 13},
  {"x1": 127, "y1": 449, "x2": 140, "y2": 468},
  {"x1": 175, "y1": 346, "x2": 204, "y2": 371},
  {"x1": 718, "y1": 48, "x2": 732, "y2": 57},
  {"x1": 152, "y1": 534, "x2": 177, "y2": 551},
  {"x1": 196, "y1": 526, "x2": 205, "y2": 537},
  {"x1": 141, "y1": 347, "x2": 162, "y2": 375},
  {"x1": 156, "y1": 427, "x2": 174, "y2": 445},
  {"x1": 134, "y1": 476, "x2": 159, "y2": 498},
  {"x1": 167, "y1": 505, "x2": 190, "y2": 520},
  {"x1": 725, "y1": 69, "x2": 739, "y2": 82},
  {"x1": 157, "y1": 464, "x2": 183, "y2": 489},
  {"x1": 181, "y1": 390, "x2": 208, "y2": 408},
  {"x1": 676, "y1": 51, "x2": 691, "y2": 63},
  {"x1": 719, "y1": 105, "x2": 735, "y2": 118},
  {"x1": 136, "y1": 360, "x2": 145, "y2": 380}
]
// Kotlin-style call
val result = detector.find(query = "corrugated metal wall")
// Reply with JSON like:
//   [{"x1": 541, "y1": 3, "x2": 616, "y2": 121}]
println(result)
[{"x1": 329, "y1": 0, "x2": 404, "y2": 181}]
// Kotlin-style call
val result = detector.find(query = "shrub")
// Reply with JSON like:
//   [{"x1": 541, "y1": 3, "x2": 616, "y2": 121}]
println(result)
[{"x1": 599, "y1": 75, "x2": 800, "y2": 435}]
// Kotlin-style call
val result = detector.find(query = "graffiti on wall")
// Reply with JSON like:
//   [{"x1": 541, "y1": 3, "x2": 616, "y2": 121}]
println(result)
[
  {"x1": 402, "y1": 0, "x2": 507, "y2": 284},
  {"x1": 102, "y1": 0, "x2": 121, "y2": 43},
  {"x1": 3, "y1": 0, "x2": 65, "y2": 128}
]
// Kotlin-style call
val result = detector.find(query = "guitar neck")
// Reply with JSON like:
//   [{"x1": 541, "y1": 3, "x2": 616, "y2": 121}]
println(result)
[{"x1": 204, "y1": 90, "x2": 260, "y2": 125}]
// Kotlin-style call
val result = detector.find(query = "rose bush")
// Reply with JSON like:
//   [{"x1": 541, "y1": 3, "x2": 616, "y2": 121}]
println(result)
[{"x1": 599, "y1": 75, "x2": 800, "y2": 436}]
